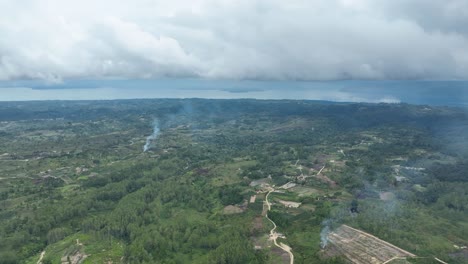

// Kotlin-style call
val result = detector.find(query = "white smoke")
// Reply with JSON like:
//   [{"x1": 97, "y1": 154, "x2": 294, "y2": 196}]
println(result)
[
  {"x1": 143, "y1": 120, "x2": 160, "y2": 152},
  {"x1": 320, "y1": 220, "x2": 331, "y2": 248}
]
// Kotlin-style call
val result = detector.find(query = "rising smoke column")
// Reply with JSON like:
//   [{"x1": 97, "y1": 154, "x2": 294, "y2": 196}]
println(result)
[
  {"x1": 143, "y1": 120, "x2": 160, "y2": 152},
  {"x1": 320, "y1": 220, "x2": 331, "y2": 248}
]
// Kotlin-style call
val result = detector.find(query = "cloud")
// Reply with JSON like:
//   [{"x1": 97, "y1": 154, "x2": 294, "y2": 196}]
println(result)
[{"x1": 0, "y1": 0, "x2": 467, "y2": 81}]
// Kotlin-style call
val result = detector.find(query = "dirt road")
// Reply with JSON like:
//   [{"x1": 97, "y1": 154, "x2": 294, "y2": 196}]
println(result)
[
  {"x1": 317, "y1": 165, "x2": 325, "y2": 175},
  {"x1": 37, "y1": 251, "x2": 45, "y2": 264},
  {"x1": 265, "y1": 188, "x2": 294, "y2": 264}
]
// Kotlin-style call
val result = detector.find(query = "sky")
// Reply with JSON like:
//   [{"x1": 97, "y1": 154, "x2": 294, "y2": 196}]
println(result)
[{"x1": 1, "y1": 0, "x2": 468, "y2": 83}]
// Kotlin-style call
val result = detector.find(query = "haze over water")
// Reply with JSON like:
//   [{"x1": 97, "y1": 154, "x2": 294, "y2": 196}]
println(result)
[{"x1": 0, "y1": 79, "x2": 467, "y2": 107}]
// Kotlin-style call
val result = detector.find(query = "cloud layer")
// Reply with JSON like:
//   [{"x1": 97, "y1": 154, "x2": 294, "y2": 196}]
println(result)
[{"x1": 1, "y1": 0, "x2": 467, "y2": 81}]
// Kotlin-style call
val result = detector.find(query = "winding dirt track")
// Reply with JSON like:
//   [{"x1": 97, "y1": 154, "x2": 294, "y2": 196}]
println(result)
[
  {"x1": 37, "y1": 251, "x2": 45, "y2": 264},
  {"x1": 317, "y1": 165, "x2": 325, "y2": 175},
  {"x1": 265, "y1": 188, "x2": 294, "y2": 264}
]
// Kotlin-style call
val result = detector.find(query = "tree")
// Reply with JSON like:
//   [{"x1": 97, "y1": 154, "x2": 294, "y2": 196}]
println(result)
[{"x1": 351, "y1": 199, "x2": 359, "y2": 213}]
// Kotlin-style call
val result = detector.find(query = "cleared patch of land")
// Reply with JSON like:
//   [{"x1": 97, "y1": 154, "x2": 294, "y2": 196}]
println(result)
[
  {"x1": 278, "y1": 200, "x2": 301, "y2": 208},
  {"x1": 379, "y1": 192, "x2": 395, "y2": 201},
  {"x1": 328, "y1": 225, "x2": 415, "y2": 264},
  {"x1": 223, "y1": 205, "x2": 244, "y2": 214}
]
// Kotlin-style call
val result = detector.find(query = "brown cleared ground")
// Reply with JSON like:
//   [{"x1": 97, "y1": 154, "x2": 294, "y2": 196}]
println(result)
[
  {"x1": 271, "y1": 246, "x2": 291, "y2": 264},
  {"x1": 328, "y1": 225, "x2": 415, "y2": 264}
]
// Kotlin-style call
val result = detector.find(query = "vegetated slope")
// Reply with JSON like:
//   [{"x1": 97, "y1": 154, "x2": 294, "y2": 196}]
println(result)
[{"x1": 0, "y1": 99, "x2": 466, "y2": 264}]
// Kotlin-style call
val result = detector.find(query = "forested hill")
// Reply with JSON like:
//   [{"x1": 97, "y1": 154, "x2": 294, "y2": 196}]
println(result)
[{"x1": 0, "y1": 99, "x2": 467, "y2": 263}]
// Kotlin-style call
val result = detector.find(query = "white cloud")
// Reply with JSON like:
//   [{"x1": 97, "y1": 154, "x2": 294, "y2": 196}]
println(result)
[{"x1": 0, "y1": 0, "x2": 467, "y2": 81}]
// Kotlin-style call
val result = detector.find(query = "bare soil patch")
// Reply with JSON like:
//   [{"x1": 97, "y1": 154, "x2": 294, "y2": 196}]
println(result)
[
  {"x1": 328, "y1": 225, "x2": 415, "y2": 264},
  {"x1": 223, "y1": 205, "x2": 244, "y2": 214},
  {"x1": 278, "y1": 200, "x2": 301, "y2": 208},
  {"x1": 379, "y1": 192, "x2": 395, "y2": 201},
  {"x1": 271, "y1": 246, "x2": 291, "y2": 264},
  {"x1": 315, "y1": 173, "x2": 337, "y2": 188}
]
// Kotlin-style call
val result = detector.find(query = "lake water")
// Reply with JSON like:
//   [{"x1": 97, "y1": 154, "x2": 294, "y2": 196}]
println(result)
[{"x1": 0, "y1": 79, "x2": 467, "y2": 107}]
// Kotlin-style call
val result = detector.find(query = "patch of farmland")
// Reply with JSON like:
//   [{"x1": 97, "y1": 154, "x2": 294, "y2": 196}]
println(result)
[
  {"x1": 290, "y1": 186, "x2": 321, "y2": 197},
  {"x1": 328, "y1": 225, "x2": 415, "y2": 264}
]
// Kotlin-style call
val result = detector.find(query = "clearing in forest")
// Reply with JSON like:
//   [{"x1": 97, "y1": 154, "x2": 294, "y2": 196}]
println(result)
[{"x1": 328, "y1": 225, "x2": 415, "y2": 264}]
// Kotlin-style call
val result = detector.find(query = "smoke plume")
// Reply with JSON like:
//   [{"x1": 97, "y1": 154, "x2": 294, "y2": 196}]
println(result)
[
  {"x1": 320, "y1": 220, "x2": 331, "y2": 248},
  {"x1": 143, "y1": 120, "x2": 160, "y2": 152}
]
